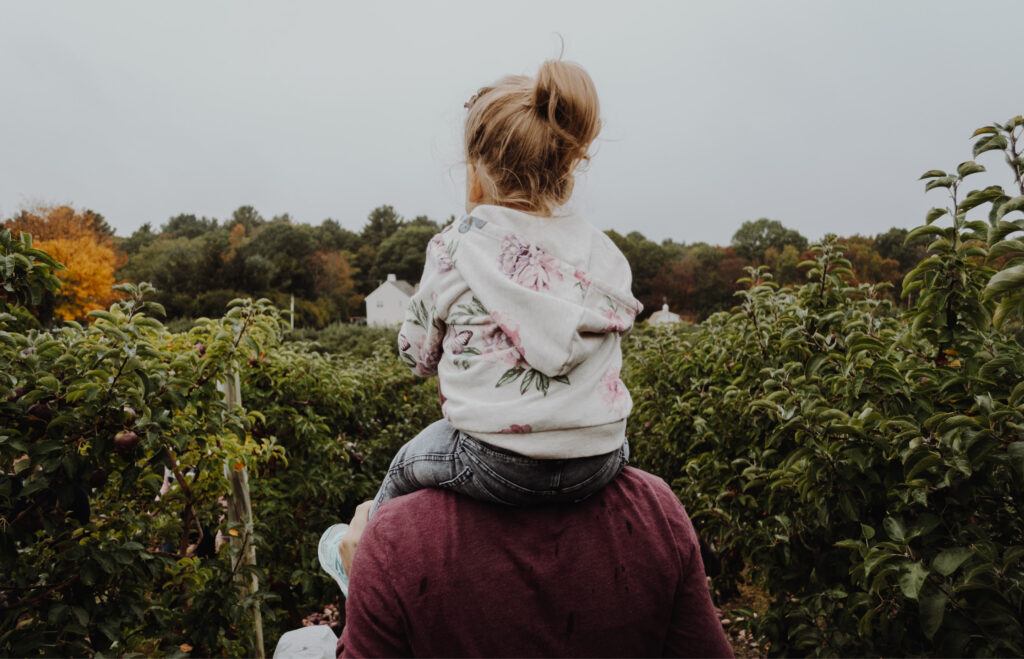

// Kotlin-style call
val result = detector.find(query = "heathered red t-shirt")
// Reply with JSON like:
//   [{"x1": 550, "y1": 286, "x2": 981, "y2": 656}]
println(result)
[{"x1": 338, "y1": 467, "x2": 732, "y2": 658}]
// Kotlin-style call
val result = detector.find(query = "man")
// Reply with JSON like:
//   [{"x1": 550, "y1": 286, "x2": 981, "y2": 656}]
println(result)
[{"x1": 337, "y1": 467, "x2": 732, "y2": 658}]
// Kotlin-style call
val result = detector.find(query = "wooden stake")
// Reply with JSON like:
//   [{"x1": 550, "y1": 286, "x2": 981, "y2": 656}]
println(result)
[{"x1": 221, "y1": 371, "x2": 265, "y2": 658}]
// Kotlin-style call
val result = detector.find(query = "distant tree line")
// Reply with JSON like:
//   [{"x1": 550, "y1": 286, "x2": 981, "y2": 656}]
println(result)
[
  {"x1": 609, "y1": 217, "x2": 929, "y2": 320},
  {"x1": 3, "y1": 205, "x2": 929, "y2": 327}
]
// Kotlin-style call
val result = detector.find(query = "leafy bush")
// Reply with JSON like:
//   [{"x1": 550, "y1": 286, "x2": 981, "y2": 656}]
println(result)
[
  {"x1": 2, "y1": 239, "x2": 435, "y2": 654},
  {"x1": 244, "y1": 343, "x2": 437, "y2": 632},
  {"x1": 625, "y1": 116, "x2": 1024, "y2": 656},
  {"x1": 0, "y1": 229, "x2": 62, "y2": 327},
  {"x1": 1, "y1": 281, "x2": 282, "y2": 656},
  {"x1": 286, "y1": 322, "x2": 398, "y2": 359},
  {"x1": 4, "y1": 116, "x2": 1022, "y2": 657}
]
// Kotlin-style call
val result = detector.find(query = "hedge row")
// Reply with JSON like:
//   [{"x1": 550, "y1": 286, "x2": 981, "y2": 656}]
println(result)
[{"x1": 3, "y1": 116, "x2": 1024, "y2": 656}]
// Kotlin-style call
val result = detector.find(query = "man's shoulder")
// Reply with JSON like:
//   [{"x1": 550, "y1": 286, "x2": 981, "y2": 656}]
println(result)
[
  {"x1": 372, "y1": 466, "x2": 682, "y2": 527},
  {"x1": 619, "y1": 465, "x2": 674, "y2": 492}
]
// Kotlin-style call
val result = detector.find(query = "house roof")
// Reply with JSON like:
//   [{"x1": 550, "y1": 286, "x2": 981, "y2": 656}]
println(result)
[
  {"x1": 648, "y1": 303, "x2": 681, "y2": 325},
  {"x1": 390, "y1": 279, "x2": 416, "y2": 296},
  {"x1": 367, "y1": 278, "x2": 416, "y2": 298}
]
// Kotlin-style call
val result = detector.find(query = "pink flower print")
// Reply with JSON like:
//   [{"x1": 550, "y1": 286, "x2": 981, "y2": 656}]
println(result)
[
  {"x1": 420, "y1": 338, "x2": 442, "y2": 373},
  {"x1": 573, "y1": 268, "x2": 592, "y2": 291},
  {"x1": 499, "y1": 424, "x2": 533, "y2": 434},
  {"x1": 444, "y1": 326, "x2": 473, "y2": 355},
  {"x1": 481, "y1": 326, "x2": 521, "y2": 366},
  {"x1": 490, "y1": 311, "x2": 523, "y2": 353},
  {"x1": 602, "y1": 307, "x2": 628, "y2": 333},
  {"x1": 498, "y1": 234, "x2": 563, "y2": 291},
  {"x1": 429, "y1": 233, "x2": 455, "y2": 272},
  {"x1": 601, "y1": 367, "x2": 628, "y2": 411},
  {"x1": 498, "y1": 234, "x2": 527, "y2": 274},
  {"x1": 405, "y1": 334, "x2": 441, "y2": 376},
  {"x1": 481, "y1": 311, "x2": 526, "y2": 367}
]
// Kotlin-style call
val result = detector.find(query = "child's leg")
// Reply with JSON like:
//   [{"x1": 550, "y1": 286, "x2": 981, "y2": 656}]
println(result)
[
  {"x1": 557, "y1": 439, "x2": 630, "y2": 503},
  {"x1": 456, "y1": 435, "x2": 630, "y2": 506},
  {"x1": 371, "y1": 419, "x2": 468, "y2": 515}
]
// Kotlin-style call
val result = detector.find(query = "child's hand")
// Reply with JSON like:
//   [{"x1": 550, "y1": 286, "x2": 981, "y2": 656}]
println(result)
[{"x1": 339, "y1": 501, "x2": 373, "y2": 576}]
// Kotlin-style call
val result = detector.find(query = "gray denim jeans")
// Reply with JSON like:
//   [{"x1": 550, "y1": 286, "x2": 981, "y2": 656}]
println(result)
[{"x1": 371, "y1": 419, "x2": 629, "y2": 516}]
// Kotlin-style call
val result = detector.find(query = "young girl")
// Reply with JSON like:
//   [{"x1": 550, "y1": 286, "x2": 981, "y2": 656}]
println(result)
[{"x1": 320, "y1": 59, "x2": 641, "y2": 594}]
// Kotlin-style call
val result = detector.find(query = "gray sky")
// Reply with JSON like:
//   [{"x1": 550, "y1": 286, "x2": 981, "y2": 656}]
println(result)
[{"x1": 1, "y1": 1, "x2": 1021, "y2": 245}]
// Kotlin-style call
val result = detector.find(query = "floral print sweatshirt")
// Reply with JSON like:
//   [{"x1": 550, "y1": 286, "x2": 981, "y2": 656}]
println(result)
[{"x1": 397, "y1": 204, "x2": 642, "y2": 459}]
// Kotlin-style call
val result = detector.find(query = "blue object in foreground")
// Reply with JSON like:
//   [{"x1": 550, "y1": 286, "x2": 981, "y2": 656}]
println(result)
[{"x1": 318, "y1": 523, "x2": 350, "y2": 598}]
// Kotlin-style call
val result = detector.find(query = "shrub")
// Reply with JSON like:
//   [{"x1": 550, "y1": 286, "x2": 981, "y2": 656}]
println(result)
[
  {"x1": 624, "y1": 116, "x2": 1024, "y2": 656},
  {"x1": 1, "y1": 238, "x2": 435, "y2": 654},
  {"x1": 1, "y1": 282, "x2": 282, "y2": 656},
  {"x1": 243, "y1": 343, "x2": 437, "y2": 632},
  {"x1": 4, "y1": 115, "x2": 1022, "y2": 657},
  {"x1": 286, "y1": 322, "x2": 398, "y2": 359}
]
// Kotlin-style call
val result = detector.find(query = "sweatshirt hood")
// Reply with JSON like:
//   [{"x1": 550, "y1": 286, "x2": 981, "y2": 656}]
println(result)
[{"x1": 449, "y1": 205, "x2": 642, "y2": 377}]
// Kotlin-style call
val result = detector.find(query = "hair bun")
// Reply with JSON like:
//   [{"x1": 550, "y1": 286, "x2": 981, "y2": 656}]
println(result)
[{"x1": 533, "y1": 60, "x2": 601, "y2": 155}]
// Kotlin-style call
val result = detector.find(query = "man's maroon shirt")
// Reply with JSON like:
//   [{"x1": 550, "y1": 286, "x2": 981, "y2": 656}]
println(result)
[{"x1": 338, "y1": 467, "x2": 732, "y2": 658}]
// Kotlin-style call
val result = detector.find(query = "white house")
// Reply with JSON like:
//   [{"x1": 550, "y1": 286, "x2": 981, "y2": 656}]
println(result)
[
  {"x1": 647, "y1": 303, "x2": 681, "y2": 326},
  {"x1": 365, "y1": 274, "x2": 416, "y2": 327}
]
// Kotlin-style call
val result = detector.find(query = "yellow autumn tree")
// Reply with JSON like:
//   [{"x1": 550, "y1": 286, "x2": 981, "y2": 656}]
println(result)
[
  {"x1": 311, "y1": 250, "x2": 362, "y2": 319},
  {"x1": 4, "y1": 206, "x2": 120, "y2": 320}
]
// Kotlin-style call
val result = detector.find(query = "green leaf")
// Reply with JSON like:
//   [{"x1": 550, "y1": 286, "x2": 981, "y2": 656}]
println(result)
[
  {"x1": 1008, "y1": 441, "x2": 1024, "y2": 474},
  {"x1": 519, "y1": 369, "x2": 536, "y2": 395},
  {"x1": 957, "y1": 160, "x2": 985, "y2": 177},
  {"x1": 974, "y1": 133, "x2": 1008, "y2": 157},
  {"x1": 961, "y1": 185, "x2": 1007, "y2": 213},
  {"x1": 925, "y1": 176, "x2": 956, "y2": 191},
  {"x1": 88, "y1": 310, "x2": 118, "y2": 323},
  {"x1": 535, "y1": 372, "x2": 550, "y2": 396},
  {"x1": 72, "y1": 606, "x2": 89, "y2": 626},
  {"x1": 932, "y1": 547, "x2": 972, "y2": 576},
  {"x1": 988, "y1": 239, "x2": 1024, "y2": 260},
  {"x1": 920, "y1": 586, "x2": 948, "y2": 639},
  {"x1": 494, "y1": 367, "x2": 524, "y2": 387},
  {"x1": 996, "y1": 195, "x2": 1024, "y2": 222},
  {"x1": 906, "y1": 224, "x2": 947, "y2": 243},
  {"x1": 883, "y1": 517, "x2": 906, "y2": 542},
  {"x1": 906, "y1": 451, "x2": 940, "y2": 479},
  {"x1": 971, "y1": 125, "x2": 998, "y2": 137},
  {"x1": 145, "y1": 301, "x2": 167, "y2": 318},
  {"x1": 834, "y1": 539, "x2": 863, "y2": 550},
  {"x1": 899, "y1": 561, "x2": 929, "y2": 599},
  {"x1": 919, "y1": 169, "x2": 947, "y2": 180},
  {"x1": 984, "y1": 264, "x2": 1024, "y2": 300},
  {"x1": 989, "y1": 219, "x2": 1024, "y2": 244},
  {"x1": 925, "y1": 207, "x2": 948, "y2": 224}
]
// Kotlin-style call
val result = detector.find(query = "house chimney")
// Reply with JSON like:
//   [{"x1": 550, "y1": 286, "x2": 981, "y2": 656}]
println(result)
[{"x1": 387, "y1": 273, "x2": 397, "y2": 282}]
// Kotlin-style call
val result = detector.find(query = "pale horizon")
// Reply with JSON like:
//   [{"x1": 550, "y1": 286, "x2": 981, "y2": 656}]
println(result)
[{"x1": 1, "y1": 0, "x2": 1021, "y2": 245}]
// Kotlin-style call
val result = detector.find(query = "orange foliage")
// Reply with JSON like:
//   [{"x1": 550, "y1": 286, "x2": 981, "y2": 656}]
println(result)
[
  {"x1": 5, "y1": 206, "x2": 121, "y2": 321},
  {"x1": 6, "y1": 205, "x2": 113, "y2": 244},
  {"x1": 311, "y1": 250, "x2": 357, "y2": 299},
  {"x1": 224, "y1": 222, "x2": 248, "y2": 262},
  {"x1": 34, "y1": 236, "x2": 119, "y2": 320}
]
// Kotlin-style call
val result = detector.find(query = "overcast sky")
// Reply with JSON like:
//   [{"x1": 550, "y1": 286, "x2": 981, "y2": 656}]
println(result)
[{"x1": 1, "y1": 1, "x2": 1021, "y2": 245}]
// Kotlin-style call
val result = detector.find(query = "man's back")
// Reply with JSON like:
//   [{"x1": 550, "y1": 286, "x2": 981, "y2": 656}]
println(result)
[{"x1": 339, "y1": 467, "x2": 732, "y2": 658}]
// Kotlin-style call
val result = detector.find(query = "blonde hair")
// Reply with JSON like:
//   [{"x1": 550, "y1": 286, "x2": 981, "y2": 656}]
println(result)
[{"x1": 464, "y1": 59, "x2": 601, "y2": 216}]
